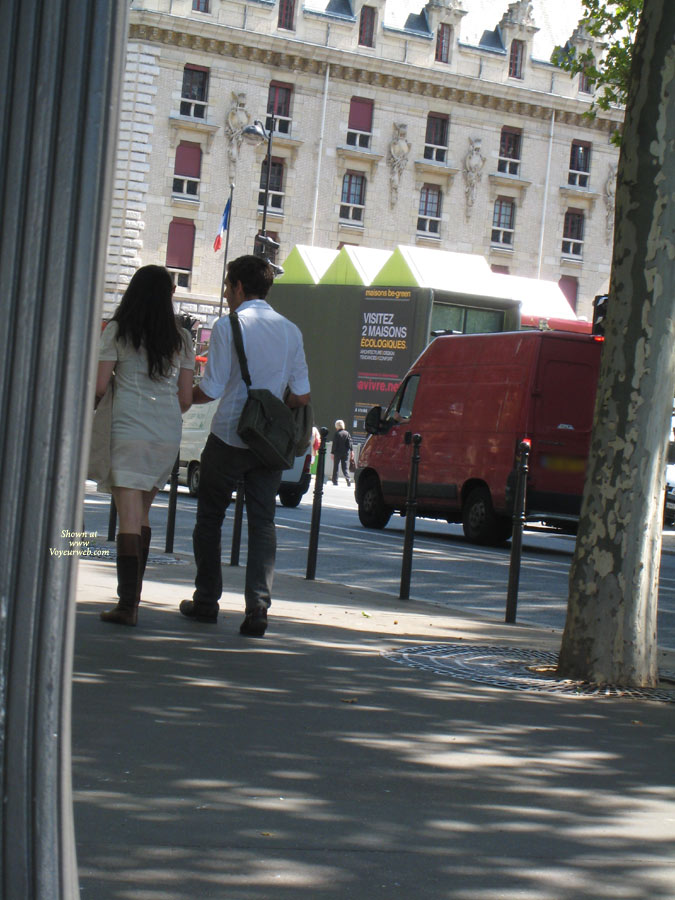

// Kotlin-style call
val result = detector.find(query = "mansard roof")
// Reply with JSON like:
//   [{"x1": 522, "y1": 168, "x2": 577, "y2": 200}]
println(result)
[
  {"x1": 463, "y1": 0, "x2": 585, "y2": 61},
  {"x1": 303, "y1": 0, "x2": 355, "y2": 22},
  {"x1": 384, "y1": 0, "x2": 431, "y2": 37}
]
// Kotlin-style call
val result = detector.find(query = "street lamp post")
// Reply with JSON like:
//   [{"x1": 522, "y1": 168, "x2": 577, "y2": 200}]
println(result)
[{"x1": 242, "y1": 117, "x2": 283, "y2": 274}]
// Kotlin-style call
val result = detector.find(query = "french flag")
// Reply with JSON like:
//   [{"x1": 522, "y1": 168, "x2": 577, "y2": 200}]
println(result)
[{"x1": 213, "y1": 197, "x2": 231, "y2": 252}]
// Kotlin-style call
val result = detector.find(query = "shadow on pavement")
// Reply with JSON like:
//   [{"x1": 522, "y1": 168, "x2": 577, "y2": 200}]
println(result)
[{"x1": 73, "y1": 561, "x2": 675, "y2": 900}]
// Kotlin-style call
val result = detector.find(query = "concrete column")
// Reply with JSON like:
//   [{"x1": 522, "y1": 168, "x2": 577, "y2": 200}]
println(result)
[{"x1": 0, "y1": 2, "x2": 127, "y2": 897}]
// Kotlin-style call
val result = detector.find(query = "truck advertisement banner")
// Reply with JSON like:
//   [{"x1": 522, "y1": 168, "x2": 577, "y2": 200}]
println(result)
[{"x1": 351, "y1": 288, "x2": 417, "y2": 437}]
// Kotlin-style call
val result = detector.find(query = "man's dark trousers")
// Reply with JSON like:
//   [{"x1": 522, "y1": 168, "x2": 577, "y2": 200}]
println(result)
[{"x1": 193, "y1": 433, "x2": 282, "y2": 616}]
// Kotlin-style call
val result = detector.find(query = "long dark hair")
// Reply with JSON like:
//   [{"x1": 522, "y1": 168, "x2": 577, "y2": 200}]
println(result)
[{"x1": 112, "y1": 265, "x2": 185, "y2": 379}]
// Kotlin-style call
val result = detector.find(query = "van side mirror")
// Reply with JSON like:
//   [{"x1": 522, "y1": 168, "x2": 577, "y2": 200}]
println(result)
[{"x1": 364, "y1": 406, "x2": 384, "y2": 435}]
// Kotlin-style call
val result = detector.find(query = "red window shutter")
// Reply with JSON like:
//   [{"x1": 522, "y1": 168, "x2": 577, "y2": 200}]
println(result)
[
  {"x1": 348, "y1": 98, "x2": 373, "y2": 132},
  {"x1": 166, "y1": 218, "x2": 195, "y2": 270},
  {"x1": 184, "y1": 63, "x2": 209, "y2": 73},
  {"x1": 174, "y1": 142, "x2": 201, "y2": 178}
]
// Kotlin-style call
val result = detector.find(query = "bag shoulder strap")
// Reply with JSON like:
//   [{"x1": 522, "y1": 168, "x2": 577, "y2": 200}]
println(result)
[{"x1": 229, "y1": 311, "x2": 252, "y2": 389}]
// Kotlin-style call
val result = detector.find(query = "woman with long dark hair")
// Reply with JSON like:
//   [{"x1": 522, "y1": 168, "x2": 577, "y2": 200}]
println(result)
[{"x1": 95, "y1": 265, "x2": 195, "y2": 625}]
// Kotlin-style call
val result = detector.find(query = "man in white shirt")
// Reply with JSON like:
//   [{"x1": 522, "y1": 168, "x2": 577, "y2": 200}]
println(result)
[{"x1": 180, "y1": 255, "x2": 311, "y2": 636}]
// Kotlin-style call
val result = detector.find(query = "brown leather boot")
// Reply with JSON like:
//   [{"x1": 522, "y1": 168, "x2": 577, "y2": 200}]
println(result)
[{"x1": 101, "y1": 533, "x2": 141, "y2": 626}]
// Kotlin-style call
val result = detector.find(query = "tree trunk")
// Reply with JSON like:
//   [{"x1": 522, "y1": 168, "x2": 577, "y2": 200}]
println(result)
[{"x1": 558, "y1": 0, "x2": 675, "y2": 687}]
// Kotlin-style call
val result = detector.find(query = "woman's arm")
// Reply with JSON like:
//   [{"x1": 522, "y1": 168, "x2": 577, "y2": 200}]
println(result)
[
  {"x1": 95, "y1": 360, "x2": 116, "y2": 405},
  {"x1": 177, "y1": 368, "x2": 194, "y2": 413}
]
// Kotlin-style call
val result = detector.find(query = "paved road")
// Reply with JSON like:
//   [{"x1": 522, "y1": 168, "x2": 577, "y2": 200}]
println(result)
[{"x1": 82, "y1": 480, "x2": 675, "y2": 651}]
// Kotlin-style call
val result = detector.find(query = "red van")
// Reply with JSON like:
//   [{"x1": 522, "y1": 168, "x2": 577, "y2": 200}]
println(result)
[{"x1": 355, "y1": 330, "x2": 603, "y2": 544}]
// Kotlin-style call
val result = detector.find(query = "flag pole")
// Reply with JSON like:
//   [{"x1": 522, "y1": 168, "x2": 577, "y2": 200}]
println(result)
[{"x1": 218, "y1": 182, "x2": 235, "y2": 318}]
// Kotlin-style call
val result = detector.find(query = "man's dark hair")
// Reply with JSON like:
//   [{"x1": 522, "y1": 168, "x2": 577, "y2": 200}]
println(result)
[{"x1": 227, "y1": 255, "x2": 275, "y2": 299}]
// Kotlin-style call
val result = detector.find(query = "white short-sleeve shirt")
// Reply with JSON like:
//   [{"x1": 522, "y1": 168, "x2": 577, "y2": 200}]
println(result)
[{"x1": 201, "y1": 299, "x2": 311, "y2": 449}]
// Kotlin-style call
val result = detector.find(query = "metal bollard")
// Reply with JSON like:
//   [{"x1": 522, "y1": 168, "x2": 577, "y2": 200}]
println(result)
[
  {"x1": 165, "y1": 454, "x2": 180, "y2": 553},
  {"x1": 306, "y1": 426, "x2": 329, "y2": 580},
  {"x1": 107, "y1": 495, "x2": 117, "y2": 542},
  {"x1": 399, "y1": 433, "x2": 422, "y2": 600},
  {"x1": 505, "y1": 439, "x2": 531, "y2": 623},
  {"x1": 230, "y1": 479, "x2": 245, "y2": 566}
]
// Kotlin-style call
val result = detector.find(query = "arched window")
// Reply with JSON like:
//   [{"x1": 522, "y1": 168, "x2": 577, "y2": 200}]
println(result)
[
  {"x1": 180, "y1": 64, "x2": 208, "y2": 118},
  {"x1": 418, "y1": 185, "x2": 442, "y2": 235},
  {"x1": 259, "y1": 158, "x2": 285, "y2": 212},
  {"x1": 340, "y1": 172, "x2": 366, "y2": 223},
  {"x1": 491, "y1": 198, "x2": 515, "y2": 246},
  {"x1": 424, "y1": 114, "x2": 449, "y2": 162},
  {"x1": 267, "y1": 82, "x2": 293, "y2": 135},
  {"x1": 498, "y1": 127, "x2": 522, "y2": 175},
  {"x1": 562, "y1": 210, "x2": 584, "y2": 258},
  {"x1": 173, "y1": 141, "x2": 202, "y2": 199},
  {"x1": 347, "y1": 97, "x2": 373, "y2": 148},
  {"x1": 166, "y1": 218, "x2": 196, "y2": 288}
]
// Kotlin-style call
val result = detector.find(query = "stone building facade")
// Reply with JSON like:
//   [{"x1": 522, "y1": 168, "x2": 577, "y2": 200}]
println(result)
[{"x1": 105, "y1": 0, "x2": 624, "y2": 321}]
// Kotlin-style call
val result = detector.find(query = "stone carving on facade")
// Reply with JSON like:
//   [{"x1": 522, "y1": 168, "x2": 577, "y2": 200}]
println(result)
[
  {"x1": 569, "y1": 21, "x2": 594, "y2": 48},
  {"x1": 425, "y1": 0, "x2": 466, "y2": 14},
  {"x1": 499, "y1": 0, "x2": 536, "y2": 29},
  {"x1": 605, "y1": 163, "x2": 617, "y2": 241},
  {"x1": 463, "y1": 137, "x2": 485, "y2": 218},
  {"x1": 225, "y1": 92, "x2": 251, "y2": 165},
  {"x1": 387, "y1": 123, "x2": 411, "y2": 208}
]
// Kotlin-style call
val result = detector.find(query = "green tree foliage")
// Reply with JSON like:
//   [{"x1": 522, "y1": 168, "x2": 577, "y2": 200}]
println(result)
[{"x1": 554, "y1": 0, "x2": 642, "y2": 120}]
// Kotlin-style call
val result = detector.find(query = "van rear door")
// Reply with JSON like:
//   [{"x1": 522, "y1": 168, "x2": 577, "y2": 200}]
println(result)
[{"x1": 527, "y1": 336, "x2": 601, "y2": 517}]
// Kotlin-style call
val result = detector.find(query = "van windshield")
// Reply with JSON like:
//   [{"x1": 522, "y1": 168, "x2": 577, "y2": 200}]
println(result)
[{"x1": 386, "y1": 374, "x2": 420, "y2": 421}]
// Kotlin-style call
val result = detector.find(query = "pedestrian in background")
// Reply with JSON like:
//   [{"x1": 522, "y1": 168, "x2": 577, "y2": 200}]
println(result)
[
  {"x1": 331, "y1": 419, "x2": 352, "y2": 486},
  {"x1": 180, "y1": 255, "x2": 310, "y2": 637},
  {"x1": 96, "y1": 265, "x2": 195, "y2": 626}
]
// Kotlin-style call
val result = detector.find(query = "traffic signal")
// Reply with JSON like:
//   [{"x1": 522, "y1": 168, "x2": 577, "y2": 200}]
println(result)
[
  {"x1": 253, "y1": 233, "x2": 284, "y2": 276},
  {"x1": 253, "y1": 233, "x2": 280, "y2": 258},
  {"x1": 592, "y1": 293, "x2": 608, "y2": 335}
]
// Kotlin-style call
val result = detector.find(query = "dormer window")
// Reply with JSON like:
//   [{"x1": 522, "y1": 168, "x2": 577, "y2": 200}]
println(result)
[
  {"x1": 435, "y1": 23, "x2": 451, "y2": 63},
  {"x1": 359, "y1": 6, "x2": 376, "y2": 48},
  {"x1": 508, "y1": 39, "x2": 524, "y2": 79},
  {"x1": 278, "y1": 0, "x2": 295, "y2": 31},
  {"x1": 579, "y1": 72, "x2": 593, "y2": 94}
]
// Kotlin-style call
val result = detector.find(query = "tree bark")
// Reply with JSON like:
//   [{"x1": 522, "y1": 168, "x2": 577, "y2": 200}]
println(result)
[{"x1": 558, "y1": 0, "x2": 675, "y2": 687}]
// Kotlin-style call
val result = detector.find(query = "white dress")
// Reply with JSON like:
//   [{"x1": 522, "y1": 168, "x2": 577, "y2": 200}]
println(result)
[{"x1": 97, "y1": 321, "x2": 195, "y2": 492}]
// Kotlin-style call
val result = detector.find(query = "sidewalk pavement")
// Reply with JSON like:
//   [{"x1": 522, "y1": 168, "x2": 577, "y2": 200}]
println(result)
[{"x1": 73, "y1": 548, "x2": 675, "y2": 900}]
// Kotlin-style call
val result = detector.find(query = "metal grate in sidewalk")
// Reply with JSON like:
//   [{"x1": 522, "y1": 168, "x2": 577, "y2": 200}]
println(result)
[{"x1": 383, "y1": 644, "x2": 675, "y2": 703}]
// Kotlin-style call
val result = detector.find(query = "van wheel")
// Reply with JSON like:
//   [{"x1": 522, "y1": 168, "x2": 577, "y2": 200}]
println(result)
[
  {"x1": 358, "y1": 478, "x2": 392, "y2": 529},
  {"x1": 462, "y1": 486, "x2": 507, "y2": 545},
  {"x1": 279, "y1": 486, "x2": 302, "y2": 508},
  {"x1": 188, "y1": 463, "x2": 200, "y2": 497}
]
